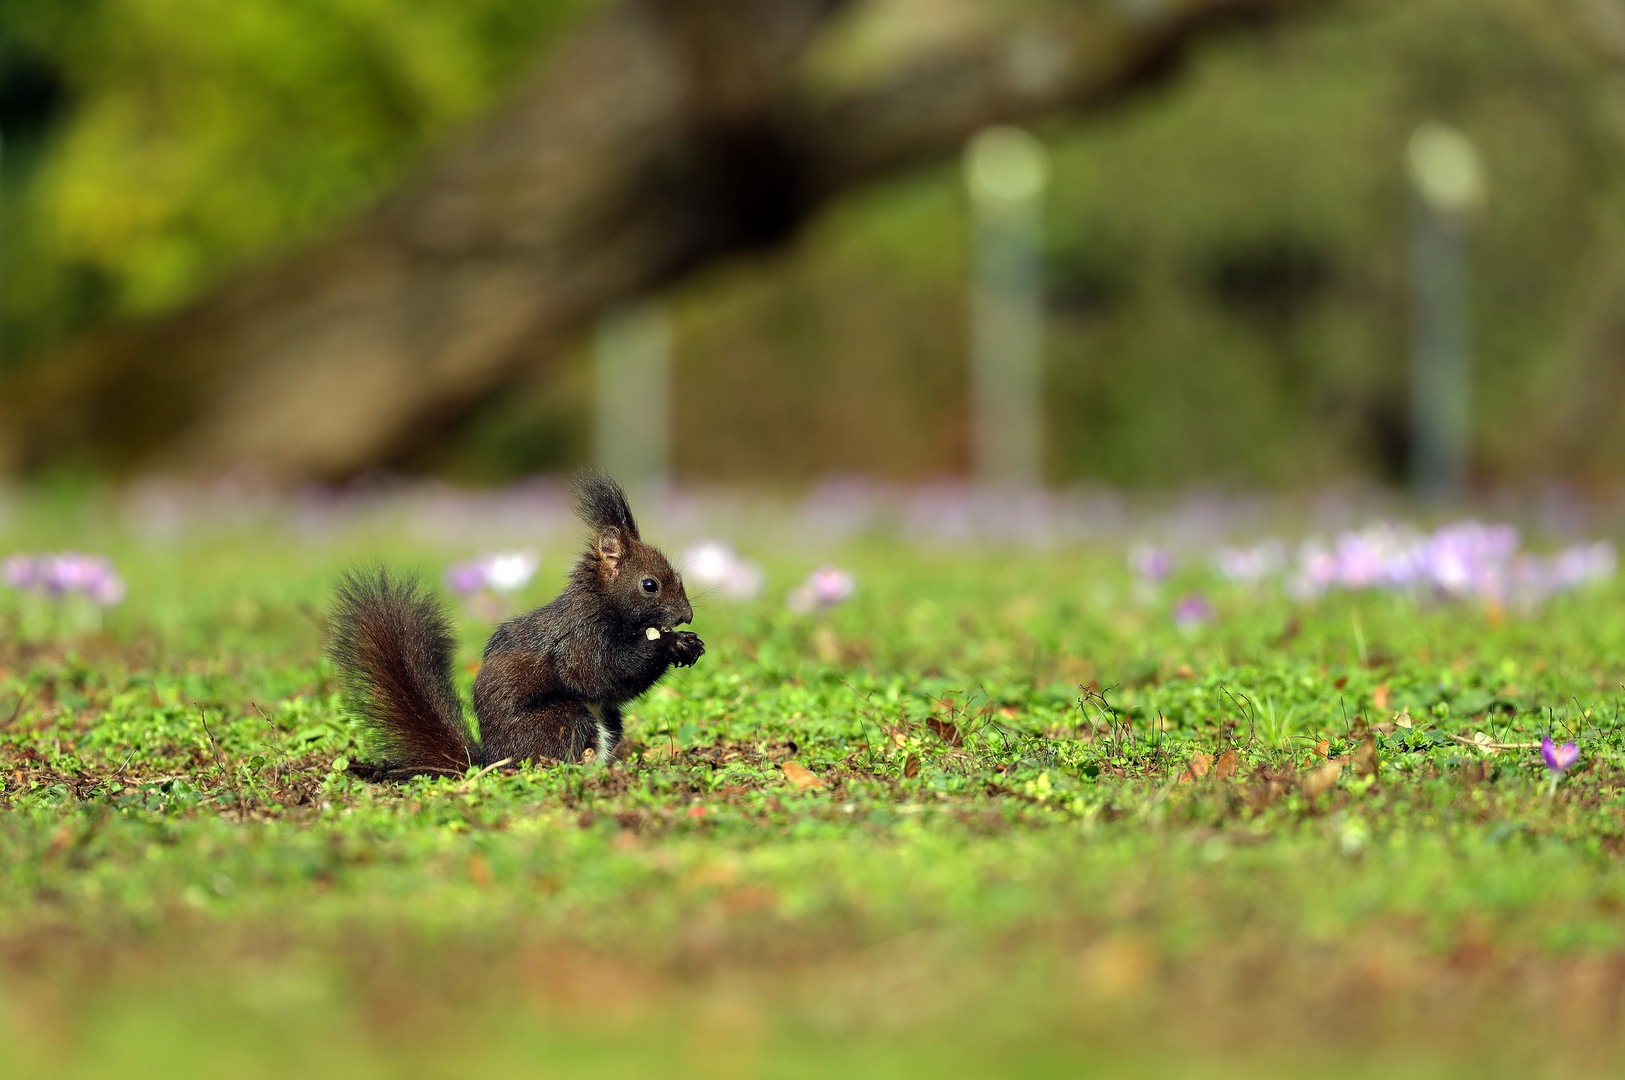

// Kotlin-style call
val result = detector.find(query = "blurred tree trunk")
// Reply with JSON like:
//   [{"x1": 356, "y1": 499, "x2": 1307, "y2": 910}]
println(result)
[{"x1": 0, "y1": 0, "x2": 1327, "y2": 481}]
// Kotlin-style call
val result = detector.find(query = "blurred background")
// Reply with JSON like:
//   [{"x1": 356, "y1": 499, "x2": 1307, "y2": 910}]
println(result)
[{"x1": 0, "y1": 0, "x2": 1622, "y2": 494}]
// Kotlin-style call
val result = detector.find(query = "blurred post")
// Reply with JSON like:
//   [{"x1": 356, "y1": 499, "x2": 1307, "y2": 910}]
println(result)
[
  {"x1": 965, "y1": 126, "x2": 1049, "y2": 490},
  {"x1": 1406, "y1": 121, "x2": 1484, "y2": 499},
  {"x1": 593, "y1": 301, "x2": 672, "y2": 490}
]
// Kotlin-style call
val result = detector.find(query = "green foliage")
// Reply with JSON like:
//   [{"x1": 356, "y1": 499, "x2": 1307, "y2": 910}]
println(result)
[
  {"x1": 0, "y1": 0, "x2": 593, "y2": 349},
  {"x1": 3, "y1": 492, "x2": 1625, "y2": 1072}
]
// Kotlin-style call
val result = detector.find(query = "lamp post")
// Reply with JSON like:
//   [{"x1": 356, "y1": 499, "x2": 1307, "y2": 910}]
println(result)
[
  {"x1": 593, "y1": 301, "x2": 672, "y2": 490},
  {"x1": 1406, "y1": 121, "x2": 1485, "y2": 499},
  {"x1": 965, "y1": 126, "x2": 1050, "y2": 491}
]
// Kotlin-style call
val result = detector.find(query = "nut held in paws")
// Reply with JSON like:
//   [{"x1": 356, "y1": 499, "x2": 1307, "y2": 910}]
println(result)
[{"x1": 646, "y1": 627, "x2": 662, "y2": 640}]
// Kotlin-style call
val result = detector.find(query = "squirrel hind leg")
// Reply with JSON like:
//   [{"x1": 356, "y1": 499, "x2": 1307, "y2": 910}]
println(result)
[{"x1": 480, "y1": 701, "x2": 602, "y2": 765}]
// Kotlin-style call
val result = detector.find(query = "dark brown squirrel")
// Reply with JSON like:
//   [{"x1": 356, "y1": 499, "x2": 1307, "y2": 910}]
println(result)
[{"x1": 327, "y1": 470, "x2": 704, "y2": 778}]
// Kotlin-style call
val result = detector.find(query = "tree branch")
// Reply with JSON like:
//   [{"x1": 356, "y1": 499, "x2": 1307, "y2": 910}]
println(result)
[{"x1": 0, "y1": 0, "x2": 1330, "y2": 480}]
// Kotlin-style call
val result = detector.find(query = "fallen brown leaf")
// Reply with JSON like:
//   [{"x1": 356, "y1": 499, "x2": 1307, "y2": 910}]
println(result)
[
  {"x1": 1446, "y1": 732, "x2": 1538, "y2": 752},
  {"x1": 1353, "y1": 733, "x2": 1378, "y2": 777},
  {"x1": 1213, "y1": 748, "x2": 1240, "y2": 781},
  {"x1": 1372, "y1": 683, "x2": 1392, "y2": 711},
  {"x1": 926, "y1": 717, "x2": 962, "y2": 747},
  {"x1": 467, "y1": 854, "x2": 493, "y2": 888},
  {"x1": 1187, "y1": 752, "x2": 1214, "y2": 780},
  {"x1": 781, "y1": 762, "x2": 824, "y2": 791},
  {"x1": 1301, "y1": 762, "x2": 1343, "y2": 799},
  {"x1": 1076, "y1": 937, "x2": 1156, "y2": 997}
]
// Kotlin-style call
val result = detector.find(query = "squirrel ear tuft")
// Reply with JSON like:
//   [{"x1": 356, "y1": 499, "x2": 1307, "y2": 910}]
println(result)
[
  {"x1": 596, "y1": 528, "x2": 624, "y2": 578},
  {"x1": 572, "y1": 469, "x2": 640, "y2": 540}
]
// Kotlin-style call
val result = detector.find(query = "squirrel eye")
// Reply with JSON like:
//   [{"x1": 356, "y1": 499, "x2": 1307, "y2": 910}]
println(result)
[{"x1": 641, "y1": 577, "x2": 659, "y2": 594}]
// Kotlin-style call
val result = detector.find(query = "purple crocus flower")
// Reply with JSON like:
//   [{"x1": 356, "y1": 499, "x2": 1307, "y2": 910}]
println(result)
[
  {"x1": 1547, "y1": 541, "x2": 1616, "y2": 591},
  {"x1": 787, "y1": 566, "x2": 855, "y2": 614},
  {"x1": 484, "y1": 553, "x2": 537, "y2": 593},
  {"x1": 1213, "y1": 541, "x2": 1284, "y2": 584},
  {"x1": 443, "y1": 560, "x2": 486, "y2": 597},
  {"x1": 1541, "y1": 737, "x2": 1580, "y2": 776},
  {"x1": 1332, "y1": 530, "x2": 1384, "y2": 590},
  {"x1": 443, "y1": 552, "x2": 538, "y2": 597},
  {"x1": 1418, "y1": 521, "x2": 1519, "y2": 603},
  {"x1": 1172, "y1": 592, "x2": 1212, "y2": 629},
  {"x1": 59, "y1": 554, "x2": 126, "y2": 607},
  {"x1": 1281, "y1": 519, "x2": 1614, "y2": 610},
  {"x1": 3, "y1": 551, "x2": 125, "y2": 607},
  {"x1": 1290, "y1": 541, "x2": 1338, "y2": 599},
  {"x1": 681, "y1": 541, "x2": 763, "y2": 600},
  {"x1": 48, "y1": 553, "x2": 110, "y2": 594},
  {"x1": 3, "y1": 554, "x2": 38, "y2": 590},
  {"x1": 1129, "y1": 545, "x2": 1174, "y2": 584},
  {"x1": 88, "y1": 571, "x2": 127, "y2": 606},
  {"x1": 1328, "y1": 523, "x2": 1426, "y2": 591}
]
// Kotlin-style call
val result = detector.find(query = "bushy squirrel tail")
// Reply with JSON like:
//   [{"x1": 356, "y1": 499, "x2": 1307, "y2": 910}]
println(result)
[{"x1": 328, "y1": 568, "x2": 482, "y2": 778}]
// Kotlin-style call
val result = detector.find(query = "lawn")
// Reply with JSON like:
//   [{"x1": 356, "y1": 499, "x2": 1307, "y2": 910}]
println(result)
[{"x1": 3, "y1": 487, "x2": 1625, "y2": 1078}]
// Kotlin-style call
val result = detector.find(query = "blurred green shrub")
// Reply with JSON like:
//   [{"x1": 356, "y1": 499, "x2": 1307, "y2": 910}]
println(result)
[{"x1": 0, "y1": 0, "x2": 593, "y2": 350}]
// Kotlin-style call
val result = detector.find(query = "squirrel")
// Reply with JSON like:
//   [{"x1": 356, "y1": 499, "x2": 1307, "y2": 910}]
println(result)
[{"x1": 327, "y1": 470, "x2": 704, "y2": 778}]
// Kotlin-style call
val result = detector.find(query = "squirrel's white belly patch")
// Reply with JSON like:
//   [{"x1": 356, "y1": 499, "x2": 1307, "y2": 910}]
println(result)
[{"x1": 586, "y1": 702, "x2": 612, "y2": 763}]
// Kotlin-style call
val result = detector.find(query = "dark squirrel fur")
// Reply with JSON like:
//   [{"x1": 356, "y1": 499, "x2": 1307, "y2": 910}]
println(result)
[{"x1": 328, "y1": 470, "x2": 703, "y2": 778}]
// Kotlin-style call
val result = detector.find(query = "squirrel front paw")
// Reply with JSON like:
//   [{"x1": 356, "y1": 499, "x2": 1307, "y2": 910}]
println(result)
[{"x1": 663, "y1": 630, "x2": 705, "y2": 668}]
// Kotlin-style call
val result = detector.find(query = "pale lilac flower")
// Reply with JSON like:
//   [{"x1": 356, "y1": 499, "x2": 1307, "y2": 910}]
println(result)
[
  {"x1": 88, "y1": 572, "x2": 127, "y2": 606},
  {"x1": 3, "y1": 551, "x2": 125, "y2": 607},
  {"x1": 1129, "y1": 545, "x2": 1174, "y2": 583},
  {"x1": 787, "y1": 566, "x2": 855, "y2": 614},
  {"x1": 1172, "y1": 592, "x2": 1212, "y2": 629},
  {"x1": 48, "y1": 553, "x2": 110, "y2": 594},
  {"x1": 1290, "y1": 540, "x2": 1339, "y2": 599},
  {"x1": 482, "y1": 552, "x2": 537, "y2": 593},
  {"x1": 1501, "y1": 541, "x2": 1615, "y2": 608},
  {"x1": 1332, "y1": 532, "x2": 1383, "y2": 589},
  {"x1": 444, "y1": 561, "x2": 487, "y2": 597},
  {"x1": 1213, "y1": 540, "x2": 1285, "y2": 584},
  {"x1": 69, "y1": 555, "x2": 125, "y2": 608},
  {"x1": 1416, "y1": 521, "x2": 1518, "y2": 602},
  {"x1": 1541, "y1": 736, "x2": 1580, "y2": 776},
  {"x1": 1281, "y1": 520, "x2": 1610, "y2": 610},
  {"x1": 681, "y1": 541, "x2": 763, "y2": 600},
  {"x1": 1547, "y1": 541, "x2": 1616, "y2": 591},
  {"x1": 3, "y1": 554, "x2": 38, "y2": 590},
  {"x1": 444, "y1": 552, "x2": 538, "y2": 597},
  {"x1": 1330, "y1": 523, "x2": 1426, "y2": 590}
]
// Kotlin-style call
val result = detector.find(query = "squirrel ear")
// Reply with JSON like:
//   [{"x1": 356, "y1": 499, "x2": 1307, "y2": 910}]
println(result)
[{"x1": 596, "y1": 529, "x2": 624, "y2": 578}]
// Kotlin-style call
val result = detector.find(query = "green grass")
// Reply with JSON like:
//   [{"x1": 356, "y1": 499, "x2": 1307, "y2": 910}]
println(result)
[{"x1": 4, "y1": 493, "x2": 1625, "y2": 1077}]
